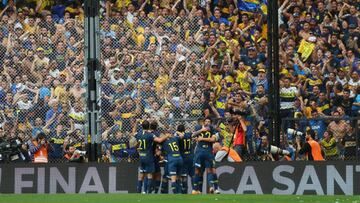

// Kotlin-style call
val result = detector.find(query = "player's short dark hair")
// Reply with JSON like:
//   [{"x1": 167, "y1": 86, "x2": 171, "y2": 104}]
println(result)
[
  {"x1": 204, "y1": 117, "x2": 212, "y2": 123},
  {"x1": 150, "y1": 121, "x2": 158, "y2": 131},
  {"x1": 142, "y1": 120, "x2": 150, "y2": 130},
  {"x1": 177, "y1": 124, "x2": 185, "y2": 133}
]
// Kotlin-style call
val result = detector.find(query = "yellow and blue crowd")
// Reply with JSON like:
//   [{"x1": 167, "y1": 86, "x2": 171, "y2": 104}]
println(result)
[
  {"x1": 0, "y1": 0, "x2": 87, "y2": 163},
  {"x1": 98, "y1": 0, "x2": 359, "y2": 162},
  {"x1": 0, "y1": 0, "x2": 358, "y2": 164}
]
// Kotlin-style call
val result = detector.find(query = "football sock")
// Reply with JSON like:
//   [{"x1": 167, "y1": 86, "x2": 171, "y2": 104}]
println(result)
[
  {"x1": 181, "y1": 179, "x2": 188, "y2": 194},
  {"x1": 171, "y1": 181, "x2": 177, "y2": 194},
  {"x1": 212, "y1": 173, "x2": 219, "y2": 190},
  {"x1": 199, "y1": 176, "x2": 203, "y2": 192},
  {"x1": 161, "y1": 180, "x2": 169, "y2": 194},
  {"x1": 193, "y1": 174, "x2": 200, "y2": 191},
  {"x1": 143, "y1": 177, "x2": 148, "y2": 193},
  {"x1": 207, "y1": 172, "x2": 214, "y2": 188},
  {"x1": 147, "y1": 178, "x2": 154, "y2": 194},
  {"x1": 155, "y1": 180, "x2": 161, "y2": 193},
  {"x1": 136, "y1": 180, "x2": 143, "y2": 193}
]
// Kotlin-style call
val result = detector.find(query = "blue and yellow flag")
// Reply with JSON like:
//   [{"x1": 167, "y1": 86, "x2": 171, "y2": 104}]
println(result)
[
  {"x1": 260, "y1": 0, "x2": 268, "y2": 14},
  {"x1": 238, "y1": 0, "x2": 260, "y2": 12},
  {"x1": 297, "y1": 39, "x2": 315, "y2": 61},
  {"x1": 238, "y1": 0, "x2": 268, "y2": 14}
]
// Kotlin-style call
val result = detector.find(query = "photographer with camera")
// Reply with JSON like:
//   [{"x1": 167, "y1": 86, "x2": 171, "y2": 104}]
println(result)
[
  {"x1": 64, "y1": 144, "x2": 86, "y2": 163},
  {"x1": 257, "y1": 136, "x2": 275, "y2": 161},
  {"x1": 232, "y1": 113, "x2": 247, "y2": 157},
  {"x1": 257, "y1": 136, "x2": 290, "y2": 161},
  {"x1": 28, "y1": 132, "x2": 53, "y2": 163},
  {"x1": 0, "y1": 128, "x2": 31, "y2": 163},
  {"x1": 298, "y1": 129, "x2": 324, "y2": 161}
]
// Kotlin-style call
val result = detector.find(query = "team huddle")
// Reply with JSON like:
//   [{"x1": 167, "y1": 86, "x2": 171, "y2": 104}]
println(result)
[{"x1": 135, "y1": 118, "x2": 220, "y2": 194}]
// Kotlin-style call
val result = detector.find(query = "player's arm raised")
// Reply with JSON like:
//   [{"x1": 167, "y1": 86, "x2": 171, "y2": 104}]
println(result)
[
  {"x1": 154, "y1": 134, "x2": 170, "y2": 143},
  {"x1": 191, "y1": 126, "x2": 208, "y2": 138}
]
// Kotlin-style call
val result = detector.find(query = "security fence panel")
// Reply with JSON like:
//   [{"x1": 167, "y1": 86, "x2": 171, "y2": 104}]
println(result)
[
  {"x1": 282, "y1": 117, "x2": 360, "y2": 161},
  {"x1": 1, "y1": 0, "x2": 358, "y2": 165},
  {"x1": 98, "y1": 0, "x2": 270, "y2": 163},
  {"x1": 0, "y1": 1, "x2": 86, "y2": 163}
]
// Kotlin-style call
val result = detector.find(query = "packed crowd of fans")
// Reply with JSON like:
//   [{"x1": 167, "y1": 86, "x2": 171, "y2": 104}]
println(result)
[
  {"x1": 0, "y1": 0, "x2": 358, "y2": 163},
  {"x1": 0, "y1": 0, "x2": 87, "y2": 163},
  {"x1": 99, "y1": 0, "x2": 359, "y2": 162}
]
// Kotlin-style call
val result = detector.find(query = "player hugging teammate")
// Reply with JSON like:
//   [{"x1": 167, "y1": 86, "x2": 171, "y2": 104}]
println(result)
[{"x1": 135, "y1": 118, "x2": 220, "y2": 194}]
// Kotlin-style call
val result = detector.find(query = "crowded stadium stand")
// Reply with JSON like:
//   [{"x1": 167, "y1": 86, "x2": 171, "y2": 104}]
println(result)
[{"x1": 0, "y1": 0, "x2": 358, "y2": 163}]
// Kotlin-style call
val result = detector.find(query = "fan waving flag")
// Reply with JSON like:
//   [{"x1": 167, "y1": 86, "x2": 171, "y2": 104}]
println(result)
[
  {"x1": 260, "y1": 0, "x2": 267, "y2": 14},
  {"x1": 237, "y1": 0, "x2": 260, "y2": 12}
]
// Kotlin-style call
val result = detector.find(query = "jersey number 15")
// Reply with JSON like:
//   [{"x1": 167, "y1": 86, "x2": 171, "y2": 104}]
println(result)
[{"x1": 168, "y1": 142, "x2": 179, "y2": 152}]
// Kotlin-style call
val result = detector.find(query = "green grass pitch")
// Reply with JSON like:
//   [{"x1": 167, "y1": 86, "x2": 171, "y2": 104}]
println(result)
[{"x1": 0, "y1": 194, "x2": 359, "y2": 203}]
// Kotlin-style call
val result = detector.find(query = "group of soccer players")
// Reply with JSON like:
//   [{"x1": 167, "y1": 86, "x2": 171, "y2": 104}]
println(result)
[{"x1": 135, "y1": 117, "x2": 220, "y2": 194}]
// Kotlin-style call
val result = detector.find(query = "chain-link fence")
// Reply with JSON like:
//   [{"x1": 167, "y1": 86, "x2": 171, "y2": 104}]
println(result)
[
  {"x1": 97, "y1": 0, "x2": 272, "y2": 163},
  {"x1": 99, "y1": 0, "x2": 205, "y2": 162},
  {"x1": 3, "y1": 0, "x2": 358, "y2": 164},
  {"x1": 282, "y1": 117, "x2": 360, "y2": 161},
  {"x1": 0, "y1": 1, "x2": 86, "y2": 163}
]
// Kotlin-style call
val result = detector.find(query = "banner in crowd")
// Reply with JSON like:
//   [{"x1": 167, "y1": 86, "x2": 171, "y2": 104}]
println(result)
[
  {"x1": 0, "y1": 162, "x2": 359, "y2": 195},
  {"x1": 237, "y1": 0, "x2": 267, "y2": 13}
]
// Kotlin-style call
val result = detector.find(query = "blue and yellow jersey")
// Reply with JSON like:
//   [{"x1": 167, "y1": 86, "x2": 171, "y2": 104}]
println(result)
[
  {"x1": 218, "y1": 123, "x2": 233, "y2": 148},
  {"x1": 216, "y1": 96, "x2": 227, "y2": 117},
  {"x1": 136, "y1": 131, "x2": 156, "y2": 160},
  {"x1": 114, "y1": 0, "x2": 132, "y2": 10},
  {"x1": 236, "y1": 70, "x2": 251, "y2": 92},
  {"x1": 223, "y1": 73, "x2": 235, "y2": 87},
  {"x1": 179, "y1": 132, "x2": 194, "y2": 158},
  {"x1": 207, "y1": 71, "x2": 222, "y2": 85},
  {"x1": 306, "y1": 76, "x2": 323, "y2": 92},
  {"x1": 219, "y1": 36, "x2": 239, "y2": 48},
  {"x1": 162, "y1": 136, "x2": 181, "y2": 160},
  {"x1": 317, "y1": 100, "x2": 331, "y2": 115},
  {"x1": 194, "y1": 125, "x2": 215, "y2": 152}
]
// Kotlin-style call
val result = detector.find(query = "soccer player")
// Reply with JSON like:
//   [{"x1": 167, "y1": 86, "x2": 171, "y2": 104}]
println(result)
[
  {"x1": 150, "y1": 120, "x2": 162, "y2": 193},
  {"x1": 192, "y1": 117, "x2": 220, "y2": 194},
  {"x1": 162, "y1": 130, "x2": 183, "y2": 194},
  {"x1": 136, "y1": 120, "x2": 169, "y2": 193},
  {"x1": 160, "y1": 154, "x2": 170, "y2": 194},
  {"x1": 177, "y1": 124, "x2": 195, "y2": 194}
]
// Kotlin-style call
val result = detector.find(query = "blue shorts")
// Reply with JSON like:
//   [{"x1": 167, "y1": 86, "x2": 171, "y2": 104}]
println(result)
[
  {"x1": 194, "y1": 150, "x2": 215, "y2": 169},
  {"x1": 181, "y1": 156, "x2": 194, "y2": 177},
  {"x1": 167, "y1": 156, "x2": 183, "y2": 176},
  {"x1": 139, "y1": 158, "x2": 155, "y2": 173}
]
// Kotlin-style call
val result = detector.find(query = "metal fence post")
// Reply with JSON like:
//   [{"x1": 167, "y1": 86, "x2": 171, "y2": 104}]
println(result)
[
  {"x1": 85, "y1": 0, "x2": 100, "y2": 162},
  {"x1": 267, "y1": 0, "x2": 274, "y2": 145},
  {"x1": 356, "y1": 118, "x2": 359, "y2": 161}
]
